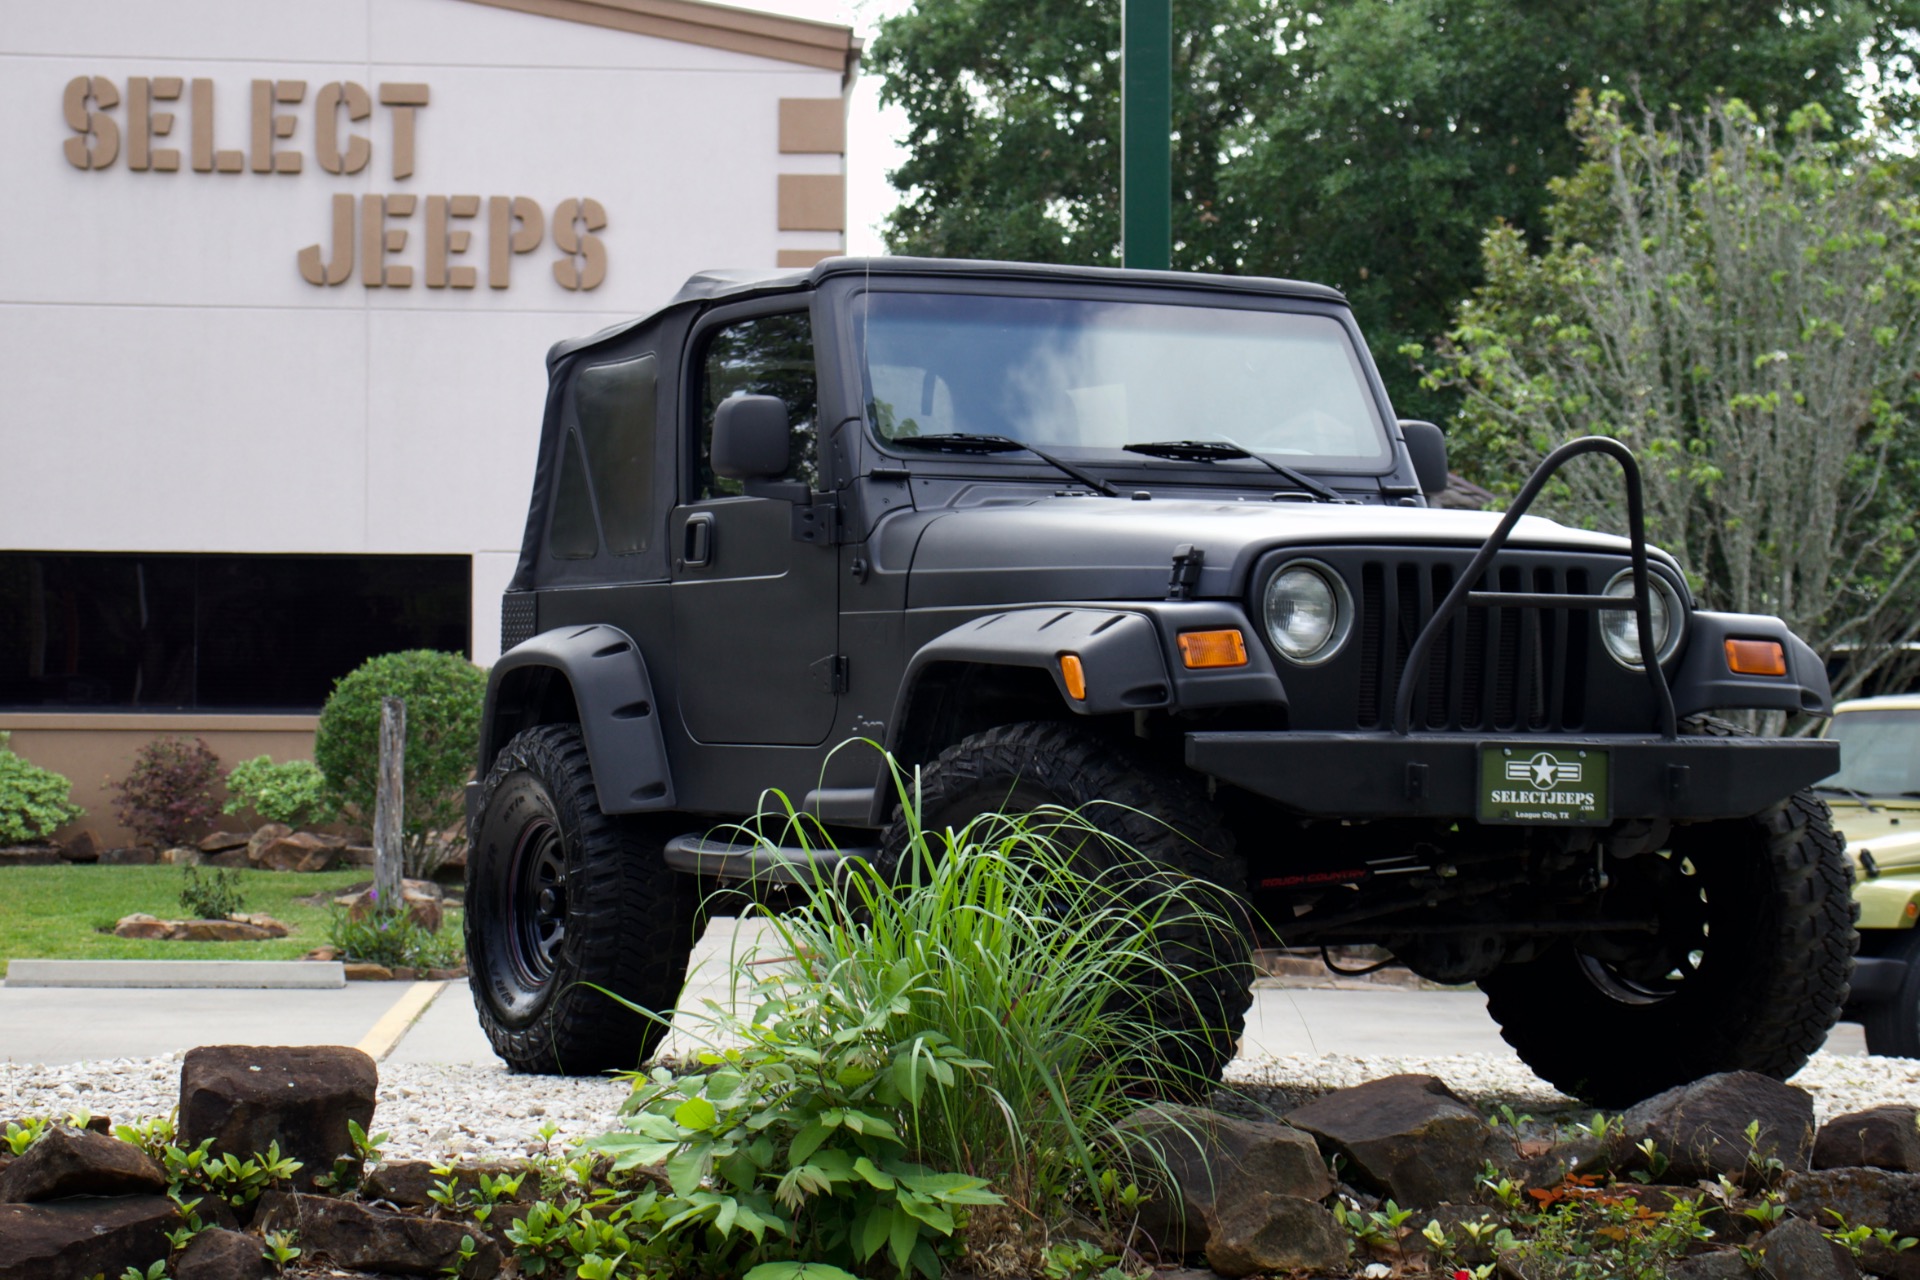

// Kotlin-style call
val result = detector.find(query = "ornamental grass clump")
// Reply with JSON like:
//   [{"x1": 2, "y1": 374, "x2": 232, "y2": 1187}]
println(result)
[
  {"x1": 0, "y1": 732, "x2": 83, "y2": 845},
  {"x1": 580, "y1": 783, "x2": 1238, "y2": 1279}
]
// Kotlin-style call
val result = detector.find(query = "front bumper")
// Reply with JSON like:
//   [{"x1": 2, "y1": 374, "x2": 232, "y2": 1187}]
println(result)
[{"x1": 1186, "y1": 731, "x2": 1840, "y2": 822}]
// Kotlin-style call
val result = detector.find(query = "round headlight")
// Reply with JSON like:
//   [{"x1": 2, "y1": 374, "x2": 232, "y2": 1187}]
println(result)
[
  {"x1": 1599, "y1": 568, "x2": 1684, "y2": 668},
  {"x1": 1263, "y1": 561, "x2": 1353, "y2": 665}
]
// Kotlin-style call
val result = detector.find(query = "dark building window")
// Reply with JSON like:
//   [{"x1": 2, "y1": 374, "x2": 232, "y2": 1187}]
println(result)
[{"x1": 0, "y1": 553, "x2": 471, "y2": 712}]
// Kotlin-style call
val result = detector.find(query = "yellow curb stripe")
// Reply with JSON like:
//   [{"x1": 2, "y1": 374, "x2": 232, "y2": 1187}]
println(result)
[{"x1": 355, "y1": 981, "x2": 446, "y2": 1060}]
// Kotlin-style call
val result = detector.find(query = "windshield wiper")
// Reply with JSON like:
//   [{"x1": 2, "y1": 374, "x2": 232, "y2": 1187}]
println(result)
[
  {"x1": 1812, "y1": 783, "x2": 1882, "y2": 812},
  {"x1": 1123, "y1": 438, "x2": 1346, "y2": 503},
  {"x1": 892, "y1": 433, "x2": 1119, "y2": 496}
]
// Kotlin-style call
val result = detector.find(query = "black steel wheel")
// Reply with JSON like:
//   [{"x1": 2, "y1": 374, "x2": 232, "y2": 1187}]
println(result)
[
  {"x1": 1480, "y1": 781, "x2": 1855, "y2": 1106},
  {"x1": 878, "y1": 720, "x2": 1255, "y2": 1091},
  {"x1": 466, "y1": 723, "x2": 699, "y2": 1074},
  {"x1": 1861, "y1": 929, "x2": 1920, "y2": 1058}
]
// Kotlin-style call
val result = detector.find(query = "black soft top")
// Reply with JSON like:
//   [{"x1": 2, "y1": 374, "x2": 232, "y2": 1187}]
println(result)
[{"x1": 546, "y1": 256, "x2": 1350, "y2": 367}]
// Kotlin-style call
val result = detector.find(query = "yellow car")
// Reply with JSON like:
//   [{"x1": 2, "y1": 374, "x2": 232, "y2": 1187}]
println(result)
[{"x1": 1821, "y1": 694, "x2": 1920, "y2": 1055}]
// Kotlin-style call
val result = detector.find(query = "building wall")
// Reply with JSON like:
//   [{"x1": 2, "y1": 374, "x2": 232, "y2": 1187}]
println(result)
[{"x1": 0, "y1": 0, "x2": 851, "y2": 843}]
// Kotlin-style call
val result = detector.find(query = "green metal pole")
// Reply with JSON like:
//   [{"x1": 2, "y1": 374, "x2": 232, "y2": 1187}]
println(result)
[{"x1": 1121, "y1": 0, "x2": 1171, "y2": 270}]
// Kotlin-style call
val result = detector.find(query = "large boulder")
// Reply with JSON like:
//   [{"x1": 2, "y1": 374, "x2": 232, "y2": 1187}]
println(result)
[
  {"x1": 245, "y1": 823, "x2": 293, "y2": 862},
  {"x1": 175, "y1": 1227, "x2": 270, "y2": 1280},
  {"x1": 0, "y1": 1124, "x2": 165, "y2": 1202},
  {"x1": 0, "y1": 847, "x2": 61, "y2": 867},
  {"x1": 59, "y1": 831, "x2": 100, "y2": 863},
  {"x1": 179, "y1": 1045, "x2": 377, "y2": 1193},
  {"x1": 254, "y1": 1192, "x2": 502, "y2": 1277},
  {"x1": 1616, "y1": 1071, "x2": 1814, "y2": 1183},
  {"x1": 1758, "y1": 1216, "x2": 1860, "y2": 1280},
  {"x1": 1285, "y1": 1074, "x2": 1502, "y2": 1206},
  {"x1": 1784, "y1": 1169, "x2": 1920, "y2": 1280},
  {"x1": 251, "y1": 830, "x2": 345, "y2": 873},
  {"x1": 1116, "y1": 1103, "x2": 1332, "y2": 1255},
  {"x1": 1204, "y1": 1190, "x2": 1348, "y2": 1278},
  {"x1": 198, "y1": 831, "x2": 250, "y2": 854},
  {"x1": 1815, "y1": 1106, "x2": 1920, "y2": 1173},
  {"x1": 335, "y1": 878, "x2": 445, "y2": 932},
  {"x1": 0, "y1": 1196, "x2": 177, "y2": 1280}
]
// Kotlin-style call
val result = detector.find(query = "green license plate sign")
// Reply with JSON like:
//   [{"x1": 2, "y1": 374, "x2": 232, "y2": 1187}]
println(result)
[{"x1": 1478, "y1": 745, "x2": 1610, "y2": 825}]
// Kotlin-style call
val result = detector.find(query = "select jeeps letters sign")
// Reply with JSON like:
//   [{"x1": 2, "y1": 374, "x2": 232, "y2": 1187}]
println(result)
[{"x1": 60, "y1": 74, "x2": 607, "y2": 292}]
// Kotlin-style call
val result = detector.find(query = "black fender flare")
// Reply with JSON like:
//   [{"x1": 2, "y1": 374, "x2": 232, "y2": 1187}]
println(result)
[{"x1": 482, "y1": 624, "x2": 674, "y2": 814}]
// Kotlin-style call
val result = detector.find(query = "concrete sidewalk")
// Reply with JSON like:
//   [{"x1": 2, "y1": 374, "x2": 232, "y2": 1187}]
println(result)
[{"x1": 0, "y1": 917, "x2": 1871, "y2": 1067}]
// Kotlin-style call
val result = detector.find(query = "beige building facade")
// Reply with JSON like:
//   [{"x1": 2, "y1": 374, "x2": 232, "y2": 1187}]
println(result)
[{"x1": 0, "y1": 0, "x2": 856, "y2": 841}]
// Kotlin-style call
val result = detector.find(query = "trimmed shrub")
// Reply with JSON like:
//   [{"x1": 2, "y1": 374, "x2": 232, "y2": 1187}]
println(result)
[
  {"x1": 179, "y1": 866, "x2": 245, "y2": 920},
  {"x1": 313, "y1": 650, "x2": 486, "y2": 873},
  {"x1": 0, "y1": 732, "x2": 84, "y2": 844},
  {"x1": 223, "y1": 756, "x2": 336, "y2": 829},
  {"x1": 113, "y1": 735, "x2": 221, "y2": 847}
]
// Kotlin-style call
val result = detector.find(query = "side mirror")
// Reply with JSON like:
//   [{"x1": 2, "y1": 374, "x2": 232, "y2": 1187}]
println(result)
[
  {"x1": 713, "y1": 395, "x2": 791, "y2": 480},
  {"x1": 1398, "y1": 419, "x2": 1449, "y2": 498}
]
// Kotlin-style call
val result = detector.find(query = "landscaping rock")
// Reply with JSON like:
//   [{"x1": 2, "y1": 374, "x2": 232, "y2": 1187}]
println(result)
[
  {"x1": 182, "y1": 918, "x2": 283, "y2": 942},
  {"x1": 337, "y1": 878, "x2": 445, "y2": 931},
  {"x1": 254, "y1": 1191, "x2": 502, "y2": 1277},
  {"x1": 1671, "y1": 1250, "x2": 1757, "y2": 1280},
  {"x1": 246, "y1": 823, "x2": 293, "y2": 861},
  {"x1": 206, "y1": 849, "x2": 251, "y2": 869},
  {"x1": 0, "y1": 846, "x2": 61, "y2": 867},
  {"x1": 98, "y1": 847, "x2": 157, "y2": 865},
  {"x1": 1204, "y1": 1191, "x2": 1348, "y2": 1278},
  {"x1": 1285, "y1": 1073, "x2": 1502, "y2": 1206},
  {"x1": 428, "y1": 966, "x2": 469, "y2": 981},
  {"x1": 346, "y1": 962, "x2": 395, "y2": 981},
  {"x1": 175, "y1": 1226, "x2": 269, "y2": 1280},
  {"x1": 1759, "y1": 1216, "x2": 1860, "y2": 1280},
  {"x1": 252, "y1": 830, "x2": 344, "y2": 873},
  {"x1": 0, "y1": 1123, "x2": 165, "y2": 1202},
  {"x1": 179, "y1": 1045, "x2": 377, "y2": 1193},
  {"x1": 59, "y1": 831, "x2": 99, "y2": 863},
  {"x1": 163, "y1": 845, "x2": 204, "y2": 866},
  {"x1": 0, "y1": 1195, "x2": 177, "y2": 1280},
  {"x1": 1815, "y1": 1106, "x2": 1920, "y2": 1173},
  {"x1": 366, "y1": 1159, "x2": 534, "y2": 1208},
  {"x1": 1618, "y1": 1071, "x2": 1814, "y2": 1183},
  {"x1": 1116, "y1": 1102, "x2": 1332, "y2": 1254},
  {"x1": 113, "y1": 912, "x2": 175, "y2": 939},
  {"x1": 304, "y1": 946, "x2": 341, "y2": 961},
  {"x1": 1784, "y1": 1169, "x2": 1920, "y2": 1279},
  {"x1": 198, "y1": 831, "x2": 250, "y2": 853},
  {"x1": 345, "y1": 843, "x2": 377, "y2": 866}
]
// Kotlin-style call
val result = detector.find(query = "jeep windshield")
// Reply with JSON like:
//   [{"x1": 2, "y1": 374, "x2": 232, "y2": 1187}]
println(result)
[
  {"x1": 854, "y1": 291, "x2": 1392, "y2": 474},
  {"x1": 1821, "y1": 706, "x2": 1920, "y2": 799}
]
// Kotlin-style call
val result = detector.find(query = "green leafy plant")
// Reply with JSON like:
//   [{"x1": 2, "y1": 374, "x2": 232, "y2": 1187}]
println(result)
[
  {"x1": 157, "y1": 1137, "x2": 302, "y2": 1208},
  {"x1": 113, "y1": 735, "x2": 221, "y2": 847},
  {"x1": 1038, "y1": 1238, "x2": 1128, "y2": 1280},
  {"x1": 1626, "y1": 1137, "x2": 1670, "y2": 1185},
  {"x1": 3, "y1": 1116, "x2": 48, "y2": 1155},
  {"x1": 178, "y1": 866, "x2": 245, "y2": 920},
  {"x1": 223, "y1": 756, "x2": 336, "y2": 829},
  {"x1": 1822, "y1": 1208, "x2": 1919, "y2": 1257},
  {"x1": 1334, "y1": 1197, "x2": 1415, "y2": 1258},
  {"x1": 0, "y1": 733, "x2": 83, "y2": 845},
  {"x1": 116, "y1": 1263, "x2": 167, "y2": 1280},
  {"x1": 315, "y1": 1117, "x2": 389, "y2": 1194},
  {"x1": 261, "y1": 1228, "x2": 302, "y2": 1270},
  {"x1": 1499, "y1": 1185, "x2": 1715, "y2": 1280},
  {"x1": 313, "y1": 650, "x2": 486, "y2": 875},
  {"x1": 427, "y1": 1160, "x2": 525, "y2": 1227},
  {"x1": 326, "y1": 900, "x2": 463, "y2": 970}
]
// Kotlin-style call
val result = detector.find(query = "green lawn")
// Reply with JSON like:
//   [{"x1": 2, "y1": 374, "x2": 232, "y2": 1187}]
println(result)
[{"x1": 0, "y1": 865, "x2": 380, "y2": 971}]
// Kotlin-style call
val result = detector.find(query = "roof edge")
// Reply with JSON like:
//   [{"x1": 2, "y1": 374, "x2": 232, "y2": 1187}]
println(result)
[{"x1": 447, "y1": 0, "x2": 860, "y2": 77}]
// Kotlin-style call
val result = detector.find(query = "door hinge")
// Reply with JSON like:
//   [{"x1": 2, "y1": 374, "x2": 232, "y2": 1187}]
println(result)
[
  {"x1": 792, "y1": 495, "x2": 843, "y2": 545},
  {"x1": 812, "y1": 653, "x2": 851, "y2": 695}
]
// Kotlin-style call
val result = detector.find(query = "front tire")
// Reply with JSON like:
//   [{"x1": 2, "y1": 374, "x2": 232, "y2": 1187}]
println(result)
[
  {"x1": 1861, "y1": 929, "x2": 1920, "y2": 1057},
  {"x1": 466, "y1": 724, "x2": 699, "y2": 1074},
  {"x1": 1480, "y1": 788, "x2": 1855, "y2": 1105},
  {"x1": 880, "y1": 721, "x2": 1255, "y2": 1089}
]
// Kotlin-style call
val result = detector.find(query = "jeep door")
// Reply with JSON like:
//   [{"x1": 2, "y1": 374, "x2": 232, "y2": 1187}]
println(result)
[{"x1": 668, "y1": 303, "x2": 840, "y2": 746}]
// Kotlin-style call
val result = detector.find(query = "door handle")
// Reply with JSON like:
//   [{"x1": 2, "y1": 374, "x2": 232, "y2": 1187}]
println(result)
[{"x1": 683, "y1": 513, "x2": 714, "y2": 568}]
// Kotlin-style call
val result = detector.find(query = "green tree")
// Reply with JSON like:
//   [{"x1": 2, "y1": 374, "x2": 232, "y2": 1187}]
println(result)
[
  {"x1": 871, "y1": 0, "x2": 1920, "y2": 419},
  {"x1": 1416, "y1": 96, "x2": 1920, "y2": 707}
]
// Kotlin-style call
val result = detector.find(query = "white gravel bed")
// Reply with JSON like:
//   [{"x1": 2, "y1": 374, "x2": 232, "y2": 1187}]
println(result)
[{"x1": 10, "y1": 1049, "x2": 1920, "y2": 1163}]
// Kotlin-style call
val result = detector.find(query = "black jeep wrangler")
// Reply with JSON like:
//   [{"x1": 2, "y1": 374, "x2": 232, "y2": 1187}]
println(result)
[{"x1": 467, "y1": 256, "x2": 1850, "y2": 1104}]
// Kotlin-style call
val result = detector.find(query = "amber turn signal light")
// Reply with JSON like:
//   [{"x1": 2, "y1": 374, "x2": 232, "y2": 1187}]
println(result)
[
  {"x1": 1178, "y1": 629, "x2": 1250, "y2": 669},
  {"x1": 1724, "y1": 638, "x2": 1787, "y2": 676},
  {"x1": 1059, "y1": 653, "x2": 1087, "y2": 700}
]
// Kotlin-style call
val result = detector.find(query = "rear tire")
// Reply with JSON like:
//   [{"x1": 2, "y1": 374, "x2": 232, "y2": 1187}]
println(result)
[
  {"x1": 879, "y1": 721, "x2": 1254, "y2": 1090},
  {"x1": 1480, "y1": 787, "x2": 1855, "y2": 1106},
  {"x1": 1861, "y1": 929, "x2": 1920, "y2": 1058},
  {"x1": 466, "y1": 724, "x2": 699, "y2": 1074}
]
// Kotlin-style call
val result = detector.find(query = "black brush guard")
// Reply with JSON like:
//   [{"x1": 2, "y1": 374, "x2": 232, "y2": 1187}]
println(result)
[{"x1": 1185, "y1": 437, "x2": 1839, "y2": 821}]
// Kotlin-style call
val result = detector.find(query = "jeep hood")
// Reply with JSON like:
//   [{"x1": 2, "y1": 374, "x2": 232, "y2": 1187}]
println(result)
[{"x1": 901, "y1": 495, "x2": 1676, "y2": 610}]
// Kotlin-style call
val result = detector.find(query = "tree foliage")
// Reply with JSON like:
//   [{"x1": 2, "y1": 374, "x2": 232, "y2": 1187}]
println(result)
[
  {"x1": 870, "y1": 0, "x2": 1920, "y2": 418},
  {"x1": 1417, "y1": 96, "x2": 1920, "y2": 704}
]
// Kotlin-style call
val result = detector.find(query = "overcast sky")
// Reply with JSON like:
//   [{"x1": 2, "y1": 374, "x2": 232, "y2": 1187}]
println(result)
[{"x1": 756, "y1": 0, "x2": 908, "y2": 255}]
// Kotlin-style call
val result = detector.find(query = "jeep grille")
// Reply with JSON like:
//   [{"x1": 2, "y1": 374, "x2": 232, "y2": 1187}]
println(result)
[{"x1": 1352, "y1": 556, "x2": 1592, "y2": 732}]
